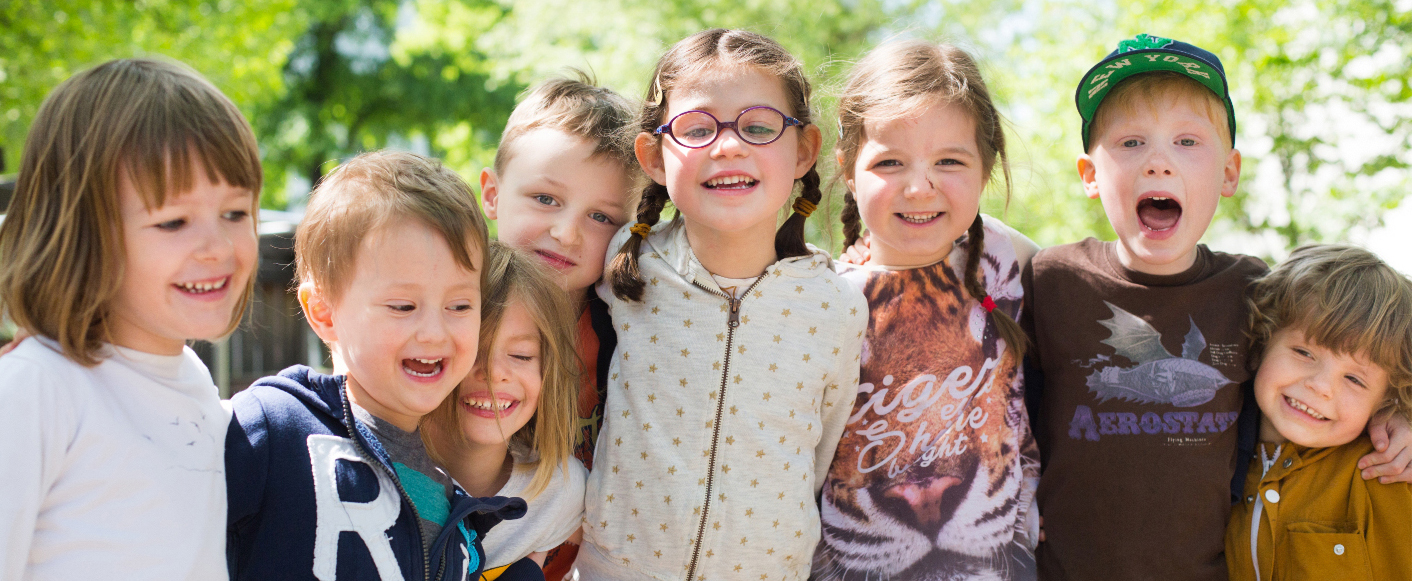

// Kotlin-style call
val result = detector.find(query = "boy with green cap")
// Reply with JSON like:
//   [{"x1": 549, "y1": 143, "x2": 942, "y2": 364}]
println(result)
[{"x1": 1022, "y1": 34, "x2": 1410, "y2": 580}]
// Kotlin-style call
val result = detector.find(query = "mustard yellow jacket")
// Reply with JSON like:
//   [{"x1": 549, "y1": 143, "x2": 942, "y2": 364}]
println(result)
[{"x1": 1226, "y1": 437, "x2": 1412, "y2": 581}]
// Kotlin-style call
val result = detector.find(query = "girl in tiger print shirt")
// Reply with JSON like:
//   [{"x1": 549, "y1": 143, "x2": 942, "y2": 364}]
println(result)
[{"x1": 813, "y1": 40, "x2": 1042, "y2": 581}]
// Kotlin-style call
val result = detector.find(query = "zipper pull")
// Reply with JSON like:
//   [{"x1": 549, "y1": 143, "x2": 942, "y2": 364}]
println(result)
[{"x1": 728, "y1": 297, "x2": 742, "y2": 328}]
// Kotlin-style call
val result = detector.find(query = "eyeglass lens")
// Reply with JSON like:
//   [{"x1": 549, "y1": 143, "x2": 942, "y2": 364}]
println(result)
[{"x1": 670, "y1": 107, "x2": 787, "y2": 147}]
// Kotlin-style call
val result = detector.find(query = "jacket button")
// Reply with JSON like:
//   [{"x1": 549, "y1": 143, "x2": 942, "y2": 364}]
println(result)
[
  {"x1": 1335, "y1": 544, "x2": 1345, "y2": 556},
  {"x1": 1246, "y1": 495, "x2": 1255, "y2": 503},
  {"x1": 1264, "y1": 489, "x2": 1280, "y2": 503},
  {"x1": 1283, "y1": 458, "x2": 1293, "y2": 468}
]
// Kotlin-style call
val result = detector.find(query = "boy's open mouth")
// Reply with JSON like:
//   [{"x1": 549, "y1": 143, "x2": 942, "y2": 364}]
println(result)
[
  {"x1": 1137, "y1": 197, "x2": 1182, "y2": 232},
  {"x1": 402, "y1": 358, "x2": 443, "y2": 378},
  {"x1": 1285, "y1": 395, "x2": 1329, "y2": 421},
  {"x1": 704, "y1": 175, "x2": 757, "y2": 190}
]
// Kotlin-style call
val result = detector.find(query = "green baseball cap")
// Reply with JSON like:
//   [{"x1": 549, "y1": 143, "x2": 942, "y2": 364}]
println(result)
[{"x1": 1076, "y1": 34, "x2": 1236, "y2": 150}]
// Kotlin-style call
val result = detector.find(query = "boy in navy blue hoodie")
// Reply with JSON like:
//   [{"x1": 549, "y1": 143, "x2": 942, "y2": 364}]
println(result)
[{"x1": 226, "y1": 151, "x2": 534, "y2": 581}]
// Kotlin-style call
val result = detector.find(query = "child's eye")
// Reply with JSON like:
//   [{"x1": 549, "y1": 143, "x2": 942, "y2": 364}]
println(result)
[
  {"x1": 448, "y1": 303, "x2": 474, "y2": 313},
  {"x1": 1122, "y1": 139, "x2": 1143, "y2": 148},
  {"x1": 1346, "y1": 375, "x2": 1367, "y2": 388},
  {"x1": 743, "y1": 124, "x2": 778, "y2": 138},
  {"x1": 1292, "y1": 347, "x2": 1313, "y2": 359},
  {"x1": 155, "y1": 218, "x2": 186, "y2": 231},
  {"x1": 534, "y1": 195, "x2": 559, "y2": 207},
  {"x1": 1178, "y1": 138, "x2": 1197, "y2": 146},
  {"x1": 223, "y1": 210, "x2": 250, "y2": 222},
  {"x1": 936, "y1": 158, "x2": 963, "y2": 167},
  {"x1": 509, "y1": 353, "x2": 536, "y2": 362},
  {"x1": 590, "y1": 212, "x2": 615, "y2": 225},
  {"x1": 389, "y1": 303, "x2": 415, "y2": 313},
  {"x1": 872, "y1": 159, "x2": 901, "y2": 169}
]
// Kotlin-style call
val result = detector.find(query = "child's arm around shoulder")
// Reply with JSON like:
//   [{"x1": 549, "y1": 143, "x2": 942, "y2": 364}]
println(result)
[
  {"x1": 0, "y1": 344, "x2": 79, "y2": 579},
  {"x1": 1360, "y1": 409, "x2": 1412, "y2": 483},
  {"x1": 814, "y1": 276, "x2": 869, "y2": 494}
]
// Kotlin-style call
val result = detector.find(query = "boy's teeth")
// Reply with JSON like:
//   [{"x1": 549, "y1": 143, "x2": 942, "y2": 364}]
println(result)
[
  {"x1": 403, "y1": 358, "x2": 442, "y2": 377},
  {"x1": 1286, "y1": 396, "x2": 1327, "y2": 420}
]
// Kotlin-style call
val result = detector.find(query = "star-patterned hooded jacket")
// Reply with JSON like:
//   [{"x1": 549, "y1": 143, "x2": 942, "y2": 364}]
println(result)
[{"x1": 575, "y1": 220, "x2": 867, "y2": 581}]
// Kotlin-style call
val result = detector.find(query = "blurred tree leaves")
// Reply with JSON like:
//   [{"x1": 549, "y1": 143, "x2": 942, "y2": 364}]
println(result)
[
  {"x1": 2, "y1": 0, "x2": 1408, "y2": 256},
  {"x1": 0, "y1": 0, "x2": 302, "y2": 176}
]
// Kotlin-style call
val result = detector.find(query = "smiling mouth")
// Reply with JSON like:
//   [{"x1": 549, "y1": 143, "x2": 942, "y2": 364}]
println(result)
[
  {"x1": 461, "y1": 395, "x2": 520, "y2": 418},
  {"x1": 704, "y1": 175, "x2": 757, "y2": 190},
  {"x1": 1286, "y1": 396, "x2": 1329, "y2": 420},
  {"x1": 897, "y1": 212, "x2": 942, "y2": 224},
  {"x1": 403, "y1": 358, "x2": 444, "y2": 378},
  {"x1": 175, "y1": 277, "x2": 229, "y2": 294},
  {"x1": 535, "y1": 250, "x2": 576, "y2": 269},
  {"x1": 1137, "y1": 197, "x2": 1182, "y2": 231}
]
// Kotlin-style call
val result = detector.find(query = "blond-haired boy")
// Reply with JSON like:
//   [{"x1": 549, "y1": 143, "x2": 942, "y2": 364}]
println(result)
[
  {"x1": 1227, "y1": 244, "x2": 1412, "y2": 580},
  {"x1": 475, "y1": 72, "x2": 637, "y2": 579},
  {"x1": 1022, "y1": 35, "x2": 1268, "y2": 580},
  {"x1": 225, "y1": 151, "x2": 526, "y2": 581}
]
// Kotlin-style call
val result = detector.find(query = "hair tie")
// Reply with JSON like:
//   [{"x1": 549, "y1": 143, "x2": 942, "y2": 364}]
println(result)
[
  {"x1": 981, "y1": 295, "x2": 997, "y2": 313},
  {"x1": 792, "y1": 197, "x2": 817, "y2": 218},
  {"x1": 630, "y1": 222, "x2": 652, "y2": 238}
]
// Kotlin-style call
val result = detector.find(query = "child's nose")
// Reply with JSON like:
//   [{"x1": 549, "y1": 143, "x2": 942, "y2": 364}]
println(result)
[
  {"x1": 414, "y1": 312, "x2": 452, "y2": 344},
  {"x1": 550, "y1": 218, "x2": 582, "y2": 246},
  {"x1": 1143, "y1": 149, "x2": 1175, "y2": 176},
  {"x1": 194, "y1": 219, "x2": 237, "y2": 261},
  {"x1": 709, "y1": 129, "x2": 749, "y2": 159},
  {"x1": 902, "y1": 170, "x2": 936, "y2": 199}
]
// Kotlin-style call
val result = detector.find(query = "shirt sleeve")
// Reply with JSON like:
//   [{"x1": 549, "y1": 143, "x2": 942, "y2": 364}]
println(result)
[
  {"x1": 224, "y1": 390, "x2": 271, "y2": 533},
  {"x1": 0, "y1": 354, "x2": 74, "y2": 580},
  {"x1": 813, "y1": 287, "x2": 867, "y2": 495},
  {"x1": 531, "y1": 458, "x2": 587, "y2": 554}
]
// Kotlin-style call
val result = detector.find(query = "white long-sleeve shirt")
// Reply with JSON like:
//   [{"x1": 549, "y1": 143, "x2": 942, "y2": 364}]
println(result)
[
  {"x1": 0, "y1": 338, "x2": 229, "y2": 581},
  {"x1": 576, "y1": 221, "x2": 867, "y2": 581}
]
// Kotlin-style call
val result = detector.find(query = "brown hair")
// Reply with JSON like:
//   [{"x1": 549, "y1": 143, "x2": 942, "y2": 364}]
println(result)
[
  {"x1": 1088, "y1": 71, "x2": 1230, "y2": 153},
  {"x1": 493, "y1": 69, "x2": 638, "y2": 176},
  {"x1": 607, "y1": 28, "x2": 823, "y2": 301},
  {"x1": 1247, "y1": 244, "x2": 1412, "y2": 416},
  {"x1": 295, "y1": 151, "x2": 488, "y2": 305},
  {"x1": 0, "y1": 58, "x2": 262, "y2": 366},
  {"x1": 835, "y1": 39, "x2": 1025, "y2": 362},
  {"x1": 423, "y1": 241, "x2": 580, "y2": 500}
]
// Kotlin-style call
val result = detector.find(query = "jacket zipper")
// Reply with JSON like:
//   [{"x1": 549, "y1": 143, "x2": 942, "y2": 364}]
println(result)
[
  {"x1": 342, "y1": 392, "x2": 439, "y2": 580},
  {"x1": 684, "y1": 274, "x2": 766, "y2": 581}
]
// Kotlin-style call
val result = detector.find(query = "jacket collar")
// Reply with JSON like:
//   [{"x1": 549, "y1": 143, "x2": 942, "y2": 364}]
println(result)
[{"x1": 642, "y1": 218, "x2": 836, "y2": 293}]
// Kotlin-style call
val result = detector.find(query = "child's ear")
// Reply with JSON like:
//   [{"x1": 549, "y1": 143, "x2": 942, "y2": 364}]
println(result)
[
  {"x1": 1221, "y1": 148, "x2": 1242, "y2": 198},
  {"x1": 794, "y1": 124, "x2": 824, "y2": 179},
  {"x1": 299, "y1": 283, "x2": 338, "y2": 344},
  {"x1": 634, "y1": 132, "x2": 667, "y2": 186},
  {"x1": 1077, "y1": 154, "x2": 1101, "y2": 200},
  {"x1": 480, "y1": 168, "x2": 501, "y2": 220}
]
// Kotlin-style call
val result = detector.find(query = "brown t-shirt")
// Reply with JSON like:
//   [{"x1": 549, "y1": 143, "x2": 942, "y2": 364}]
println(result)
[{"x1": 1023, "y1": 239, "x2": 1267, "y2": 581}]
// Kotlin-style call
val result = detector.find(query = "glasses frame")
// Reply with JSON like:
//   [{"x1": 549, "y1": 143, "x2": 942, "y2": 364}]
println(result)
[{"x1": 654, "y1": 105, "x2": 804, "y2": 149}]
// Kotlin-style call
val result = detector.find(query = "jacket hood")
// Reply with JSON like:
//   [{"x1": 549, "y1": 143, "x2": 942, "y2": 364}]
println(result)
[{"x1": 249, "y1": 365, "x2": 346, "y2": 422}]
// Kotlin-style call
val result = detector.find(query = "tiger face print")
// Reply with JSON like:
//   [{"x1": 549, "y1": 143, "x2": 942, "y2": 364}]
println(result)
[{"x1": 815, "y1": 241, "x2": 1037, "y2": 581}]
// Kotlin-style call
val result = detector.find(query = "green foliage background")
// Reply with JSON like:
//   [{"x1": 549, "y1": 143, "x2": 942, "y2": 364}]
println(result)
[{"x1": 3, "y1": 0, "x2": 1409, "y2": 258}]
